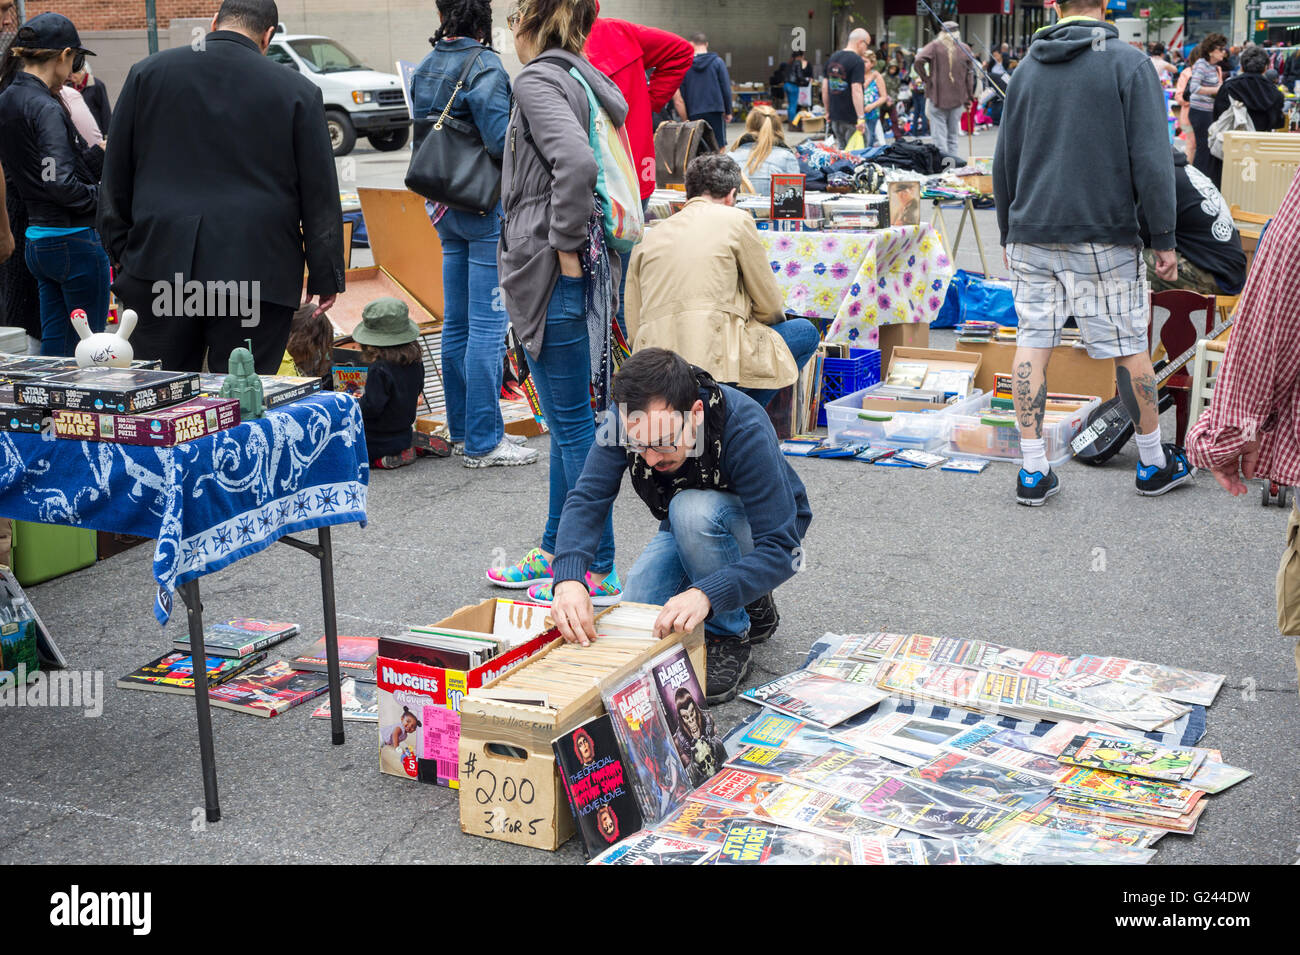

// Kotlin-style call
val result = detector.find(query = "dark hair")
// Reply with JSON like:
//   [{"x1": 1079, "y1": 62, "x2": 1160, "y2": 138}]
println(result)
[
  {"x1": 689, "y1": 32, "x2": 708, "y2": 45},
  {"x1": 432, "y1": 0, "x2": 494, "y2": 47},
  {"x1": 684, "y1": 153, "x2": 741, "y2": 200},
  {"x1": 611, "y1": 348, "x2": 698, "y2": 414},
  {"x1": 361, "y1": 342, "x2": 421, "y2": 366},
  {"x1": 0, "y1": 38, "x2": 67, "y2": 108},
  {"x1": 674, "y1": 686, "x2": 699, "y2": 715},
  {"x1": 1190, "y1": 33, "x2": 1228, "y2": 65},
  {"x1": 514, "y1": 0, "x2": 596, "y2": 56},
  {"x1": 216, "y1": 0, "x2": 280, "y2": 36},
  {"x1": 1240, "y1": 45, "x2": 1270, "y2": 74},
  {"x1": 1150, "y1": 43, "x2": 1166, "y2": 56}
]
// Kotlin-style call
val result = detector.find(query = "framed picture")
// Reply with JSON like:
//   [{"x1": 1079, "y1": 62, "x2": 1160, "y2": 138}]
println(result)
[
  {"x1": 771, "y1": 173, "x2": 807, "y2": 221},
  {"x1": 888, "y1": 180, "x2": 921, "y2": 227}
]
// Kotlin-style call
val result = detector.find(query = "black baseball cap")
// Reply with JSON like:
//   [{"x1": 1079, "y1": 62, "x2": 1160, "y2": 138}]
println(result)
[{"x1": 15, "y1": 13, "x2": 95, "y2": 56}]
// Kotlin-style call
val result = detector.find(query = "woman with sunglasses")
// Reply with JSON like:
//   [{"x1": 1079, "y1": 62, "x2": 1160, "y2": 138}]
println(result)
[{"x1": 0, "y1": 13, "x2": 107, "y2": 355}]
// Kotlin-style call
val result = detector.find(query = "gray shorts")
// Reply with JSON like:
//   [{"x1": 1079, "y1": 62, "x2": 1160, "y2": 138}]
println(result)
[{"x1": 1006, "y1": 242, "x2": 1150, "y2": 360}]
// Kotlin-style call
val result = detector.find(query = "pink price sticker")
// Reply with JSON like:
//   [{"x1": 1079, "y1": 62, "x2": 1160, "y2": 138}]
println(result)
[{"x1": 421, "y1": 704, "x2": 460, "y2": 764}]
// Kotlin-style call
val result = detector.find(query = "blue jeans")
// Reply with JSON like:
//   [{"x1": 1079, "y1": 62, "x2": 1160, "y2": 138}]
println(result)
[
  {"x1": 741, "y1": 317, "x2": 821, "y2": 408},
  {"x1": 623, "y1": 490, "x2": 753, "y2": 640},
  {"x1": 911, "y1": 90, "x2": 929, "y2": 136},
  {"x1": 784, "y1": 82, "x2": 801, "y2": 122},
  {"x1": 436, "y1": 205, "x2": 507, "y2": 456},
  {"x1": 24, "y1": 230, "x2": 109, "y2": 356},
  {"x1": 528, "y1": 276, "x2": 616, "y2": 574}
]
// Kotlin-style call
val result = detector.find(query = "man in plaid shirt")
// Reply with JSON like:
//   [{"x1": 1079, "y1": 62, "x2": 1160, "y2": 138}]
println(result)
[{"x1": 1187, "y1": 168, "x2": 1300, "y2": 689}]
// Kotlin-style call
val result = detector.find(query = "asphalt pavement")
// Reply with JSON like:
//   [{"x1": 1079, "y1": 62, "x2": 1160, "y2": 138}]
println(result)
[{"x1": 1, "y1": 127, "x2": 1294, "y2": 866}]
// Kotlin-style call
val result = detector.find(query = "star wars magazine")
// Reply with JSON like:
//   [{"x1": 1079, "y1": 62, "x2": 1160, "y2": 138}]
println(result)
[
  {"x1": 649, "y1": 646, "x2": 727, "y2": 787},
  {"x1": 906, "y1": 751, "x2": 1056, "y2": 810},
  {"x1": 689, "y1": 768, "x2": 784, "y2": 810},
  {"x1": 553, "y1": 714, "x2": 644, "y2": 860},
  {"x1": 711, "y1": 819, "x2": 855, "y2": 865},
  {"x1": 588, "y1": 831, "x2": 718, "y2": 865},
  {"x1": 855, "y1": 775, "x2": 1017, "y2": 838},
  {"x1": 739, "y1": 670, "x2": 888, "y2": 728},
  {"x1": 601, "y1": 669, "x2": 692, "y2": 825},
  {"x1": 1064, "y1": 654, "x2": 1225, "y2": 707}
]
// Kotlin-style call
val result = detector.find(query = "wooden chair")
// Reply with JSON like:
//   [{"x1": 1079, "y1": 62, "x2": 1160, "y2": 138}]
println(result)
[
  {"x1": 1189, "y1": 337, "x2": 1229, "y2": 427},
  {"x1": 1149, "y1": 289, "x2": 1216, "y2": 445}
]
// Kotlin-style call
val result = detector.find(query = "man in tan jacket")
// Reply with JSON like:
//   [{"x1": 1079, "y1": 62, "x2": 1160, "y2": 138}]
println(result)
[{"x1": 625, "y1": 154, "x2": 819, "y2": 406}]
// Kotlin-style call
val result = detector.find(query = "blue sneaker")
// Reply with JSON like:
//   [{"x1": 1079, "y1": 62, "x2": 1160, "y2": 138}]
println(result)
[
  {"x1": 1136, "y1": 444, "x2": 1195, "y2": 496},
  {"x1": 1016, "y1": 467, "x2": 1059, "y2": 506}
]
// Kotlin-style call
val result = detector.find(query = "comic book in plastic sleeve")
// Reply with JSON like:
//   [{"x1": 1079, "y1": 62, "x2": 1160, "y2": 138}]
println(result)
[
  {"x1": 971, "y1": 819, "x2": 1157, "y2": 865},
  {"x1": 689, "y1": 768, "x2": 784, "y2": 810},
  {"x1": 758, "y1": 781, "x2": 901, "y2": 840},
  {"x1": 653, "y1": 800, "x2": 754, "y2": 845},
  {"x1": 736, "y1": 711, "x2": 808, "y2": 749},
  {"x1": 1042, "y1": 674, "x2": 1191, "y2": 731},
  {"x1": 1016, "y1": 802, "x2": 1165, "y2": 848},
  {"x1": 965, "y1": 641, "x2": 1033, "y2": 674},
  {"x1": 787, "y1": 748, "x2": 897, "y2": 801},
  {"x1": 1049, "y1": 798, "x2": 1206, "y2": 834},
  {"x1": 726, "y1": 745, "x2": 821, "y2": 777},
  {"x1": 835, "y1": 712, "x2": 974, "y2": 767},
  {"x1": 807, "y1": 658, "x2": 882, "y2": 685},
  {"x1": 1020, "y1": 650, "x2": 1073, "y2": 681},
  {"x1": 711, "y1": 819, "x2": 855, "y2": 865},
  {"x1": 1057, "y1": 733, "x2": 1204, "y2": 782},
  {"x1": 552, "y1": 714, "x2": 645, "y2": 860},
  {"x1": 875, "y1": 659, "x2": 980, "y2": 708},
  {"x1": 650, "y1": 646, "x2": 727, "y2": 787},
  {"x1": 588, "y1": 830, "x2": 718, "y2": 865},
  {"x1": 896, "y1": 634, "x2": 977, "y2": 666},
  {"x1": 602, "y1": 668, "x2": 691, "y2": 824},
  {"x1": 1053, "y1": 767, "x2": 1202, "y2": 813},
  {"x1": 944, "y1": 724, "x2": 1069, "y2": 781},
  {"x1": 823, "y1": 631, "x2": 908, "y2": 662},
  {"x1": 743, "y1": 671, "x2": 888, "y2": 728},
  {"x1": 1185, "y1": 759, "x2": 1252, "y2": 794},
  {"x1": 907, "y1": 751, "x2": 1056, "y2": 810},
  {"x1": 854, "y1": 775, "x2": 1017, "y2": 838},
  {"x1": 853, "y1": 837, "x2": 971, "y2": 865},
  {"x1": 1065, "y1": 654, "x2": 1225, "y2": 707}
]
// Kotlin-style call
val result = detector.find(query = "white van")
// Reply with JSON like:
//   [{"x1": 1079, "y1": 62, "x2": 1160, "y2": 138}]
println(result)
[{"x1": 266, "y1": 31, "x2": 410, "y2": 156}]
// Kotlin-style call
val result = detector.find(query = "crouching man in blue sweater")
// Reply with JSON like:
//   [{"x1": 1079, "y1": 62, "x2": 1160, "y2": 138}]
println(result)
[{"x1": 547, "y1": 347, "x2": 812, "y2": 703}]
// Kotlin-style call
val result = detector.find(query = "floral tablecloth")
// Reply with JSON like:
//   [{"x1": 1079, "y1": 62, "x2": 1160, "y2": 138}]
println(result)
[{"x1": 758, "y1": 225, "x2": 954, "y2": 347}]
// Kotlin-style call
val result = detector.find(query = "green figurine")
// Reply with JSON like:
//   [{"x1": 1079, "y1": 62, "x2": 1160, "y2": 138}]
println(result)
[{"x1": 221, "y1": 339, "x2": 265, "y2": 419}]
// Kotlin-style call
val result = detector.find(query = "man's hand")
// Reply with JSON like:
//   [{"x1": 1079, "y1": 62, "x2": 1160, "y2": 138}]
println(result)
[
  {"x1": 551, "y1": 579, "x2": 597, "y2": 646},
  {"x1": 1209, "y1": 441, "x2": 1261, "y2": 496},
  {"x1": 1153, "y1": 248, "x2": 1178, "y2": 283},
  {"x1": 1002, "y1": 247, "x2": 1009, "y2": 272},
  {"x1": 653, "y1": 588, "x2": 711, "y2": 640},
  {"x1": 0, "y1": 229, "x2": 13, "y2": 266},
  {"x1": 309, "y1": 293, "x2": 337, "y2": 320}
]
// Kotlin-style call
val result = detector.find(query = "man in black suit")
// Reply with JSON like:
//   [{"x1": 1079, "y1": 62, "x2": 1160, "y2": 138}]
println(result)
[{"x1": 98, "y1": 0, "x2": 344, "y2": 373}]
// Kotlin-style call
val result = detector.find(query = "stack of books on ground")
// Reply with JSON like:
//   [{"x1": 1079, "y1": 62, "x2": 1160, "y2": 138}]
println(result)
[
  {"x1": 120, "y1": 623, "x2": 378, "y2": 718},
  {"x1": 583, "y1": 632, "x2": 1243, "y2": 864}
]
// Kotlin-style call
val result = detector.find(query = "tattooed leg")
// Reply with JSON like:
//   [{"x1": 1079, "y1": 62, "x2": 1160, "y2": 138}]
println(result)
[
  {"x1": 1012, "y1": 348, "x2": 1052, "y2": 440},
  {"x1": 1115, "y1": 353, "x2": 1160, "y2": 434}
]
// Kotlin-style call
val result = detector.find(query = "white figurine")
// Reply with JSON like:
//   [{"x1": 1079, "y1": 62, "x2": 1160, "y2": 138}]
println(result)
[{"x1": 73, "y1": 308, "x2": 137, "y2": 368}]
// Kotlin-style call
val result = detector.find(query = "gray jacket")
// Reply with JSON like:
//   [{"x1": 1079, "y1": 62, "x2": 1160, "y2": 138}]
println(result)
[{"x1": 498, "y1": 49, "x2": 628, "y2": 358}]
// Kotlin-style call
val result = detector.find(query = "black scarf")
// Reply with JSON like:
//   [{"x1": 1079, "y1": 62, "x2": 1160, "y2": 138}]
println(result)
[{"x1": 626, "y1": 369, "x2": 729, "y2": 521}]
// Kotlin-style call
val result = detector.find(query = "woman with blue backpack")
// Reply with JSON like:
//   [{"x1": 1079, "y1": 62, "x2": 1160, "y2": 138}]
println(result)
[
  {"x1": 490, "y1": 0, "x2": 636, "y2": 607},
  {"x1": 411, "y1": 0, "x2": 539, "y2": 469}
]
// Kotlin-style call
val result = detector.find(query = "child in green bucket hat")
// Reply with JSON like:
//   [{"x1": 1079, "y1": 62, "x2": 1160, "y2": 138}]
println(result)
[{"x1": 352, "y1": 297, "x2": 425, "y2": 469}]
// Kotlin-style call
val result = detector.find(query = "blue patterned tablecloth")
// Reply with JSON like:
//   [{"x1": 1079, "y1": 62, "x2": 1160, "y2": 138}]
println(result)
[{"x1": 0, "y1": 392, "x2": 369, "y2": 625}]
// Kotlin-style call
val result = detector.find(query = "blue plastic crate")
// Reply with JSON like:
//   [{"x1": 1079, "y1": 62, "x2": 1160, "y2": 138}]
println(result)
[{"x1": 818, "y1": 348, "x2": 881, "y2": 427}]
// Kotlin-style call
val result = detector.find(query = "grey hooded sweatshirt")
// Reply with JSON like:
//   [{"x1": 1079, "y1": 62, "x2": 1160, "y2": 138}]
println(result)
[
  {"x1": 497, "y1": 49, "x2": 628, "y2": 359},
  {"x1": 993, "y1": 19, "x2": 1176, "y2": 251}
]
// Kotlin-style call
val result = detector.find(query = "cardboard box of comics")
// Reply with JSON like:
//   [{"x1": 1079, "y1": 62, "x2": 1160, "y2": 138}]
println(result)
[
  {"x1": 377, "y1": 598, "x2": 553, "y2": 789},
  {"x1": 457, "y1": 604, "x2": 705, "y2": 852}
]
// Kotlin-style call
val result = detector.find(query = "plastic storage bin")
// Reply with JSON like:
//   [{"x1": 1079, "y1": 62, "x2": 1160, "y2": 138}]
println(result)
[
  {"x1": 824, "y1": 386, "x2": 987, "y2": 450},
  {"x1": 10, "y1": 521, "x2": 97, "y2": 587},
  {"x1": 946, "y1": 393, "x2": 1101, "y2": 465},
  {"x1": 818, "y1": 348, "x2": 881, "y2": 427}
]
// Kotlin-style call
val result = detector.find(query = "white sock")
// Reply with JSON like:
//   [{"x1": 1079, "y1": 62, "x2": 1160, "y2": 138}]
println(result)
[
  {"x1": 1135, "y1": 428, "x2": 1166, "y2": 469},
  {"x1": 1020, "y1": 438, "x2": 1049, "y2": 475}
]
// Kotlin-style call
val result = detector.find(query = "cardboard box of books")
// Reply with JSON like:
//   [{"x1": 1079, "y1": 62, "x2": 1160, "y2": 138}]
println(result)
[
  {"x1": 457, "y1": 603, "x2": 705, "y2": 852},
  {"x1": 377, "y1": 598, "x2": 554, "y2": 789},
  {"x1": 860, "y1": 347, "x2": 982, "y2": 414}
]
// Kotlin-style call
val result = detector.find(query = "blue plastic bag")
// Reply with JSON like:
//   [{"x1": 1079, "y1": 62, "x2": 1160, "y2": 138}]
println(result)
[{"x1": 932, "y1": 269, "x2": 1018, "y2": 328}]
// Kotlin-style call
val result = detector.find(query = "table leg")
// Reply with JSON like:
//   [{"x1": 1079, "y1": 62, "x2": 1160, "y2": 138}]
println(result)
[
  {"x1": 953, "y1": 201, "x2": 969, "y2": 255},
  {"x1": 968, "y1": 200, "x2": 992, "y2": 277},
  {"x1": 318, "y1": 526, "x2": 345, "y2": 745},
  {"x1": 930, "y1": 201, "x2": 952, "y2": 259},
  {"x1": 179, "y1": 579, "x2": 221, "y2": 823}
]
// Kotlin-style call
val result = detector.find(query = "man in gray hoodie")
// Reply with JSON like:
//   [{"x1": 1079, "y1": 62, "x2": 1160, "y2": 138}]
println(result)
[{"x1": 993, "y1": 0, "x2": 1192, "y2": 506}]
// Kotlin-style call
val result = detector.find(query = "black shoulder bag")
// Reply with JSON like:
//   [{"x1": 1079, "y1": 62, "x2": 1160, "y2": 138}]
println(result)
[{"x1": 405, "y1": 47, "x2": 502, "y2": 215}]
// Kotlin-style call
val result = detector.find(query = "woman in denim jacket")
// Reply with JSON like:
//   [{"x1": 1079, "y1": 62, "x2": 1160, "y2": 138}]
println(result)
[{"x1": 411, "y1": 0, "x2": 538, "y2": 468}]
